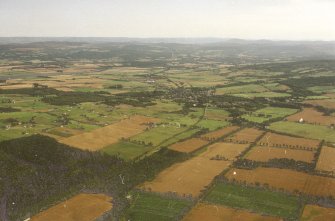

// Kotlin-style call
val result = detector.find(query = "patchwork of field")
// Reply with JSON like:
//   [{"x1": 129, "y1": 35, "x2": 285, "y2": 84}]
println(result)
[
  {"x1": 270, "y1": 121, "x2": 335, "y2": 143},
  {"x1": 140, "y1": 142, "x2": 248, "y2": 197},
  {"x1": 205, "y1": 183, "x2": 299, "y2": 219},
  {"x1": 226, "y1": 168, "x2": 335, "y2": 198},
  {"x1": 59, "y1": 115, "x2": 159, "y2": 150},
  {"x1": 215, "y1": 84, "x2": 269, "y2": 95},
  {"x1": 233, "y1": 92, "x2": 290, "y2": 98},
  {"x1": 201, "y1": 126, "x2": 239, "y2": 141},
  {"x1": 30, "y1": 193, "x2": 112, "y2": 221},
  {"x1": 301, "y1": 205, "x2": 335, "y2": 221},
  {"x1": 242, "y1": 107, "x2": 298, "y2": 123},
  {"x1": 286, "y1": 108, "x2": 335, "y2": 126},
  {"x1": 244, "y1": 146, "x2": 315, "y2": 163},
  {"x1": 225, "y1": 128, "x2": 264, "y2": 143},
  {"x1": 316, "y1": 146, "x2": 335, "y2": 173},
  {"x1": 168, "y1": 138, "x2": 209, "y2": 153},
  {"x1": 258, "y1": 132, "x2": 320, "y2": 150},
  {"x1": 1, "y1": 75, "x2": 106, "y2": 91},
  {"x1": 183, "y1": 203, "x2": 281, "y2": 221},
  {"x1": 125, "y1": 192, "x2": 191, "y2": 221}
]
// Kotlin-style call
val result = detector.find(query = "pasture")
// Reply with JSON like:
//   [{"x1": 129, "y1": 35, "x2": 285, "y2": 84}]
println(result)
[
  {"x1": 125, "y1": 191, "x2": 192, "y2": 221},
  {"x1": 242, "y1": 106, "x2": 298, "y2": 123},
  {"x1": 269, "y1": 121, "x2": 335, "y2": 143},
  {"x1": 205, "y1": 183, "x2": 300, "y2": 219}
]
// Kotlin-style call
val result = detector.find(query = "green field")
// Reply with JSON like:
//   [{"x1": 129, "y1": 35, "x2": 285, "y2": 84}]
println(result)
[
  {"x1": 102, "y1": 141, "x2": 154, "y2": 160},
  {"x1": 125, "y1": 192, "x2": 192, "y2": 221},
  {"x1": 130, "y1": 126, "x2": 201, "y2": 147},
  {"x1": 242, "y1": 106, "x2": 298, "y2": 123},
  {"x1": 270, "y1": 121, "x2": 335, "y2": 143},
  {"x1": 205, "y1": 183, "x2": 300, "y2": 219},
  {"x1": 196, "y1": 119, "x2": 229, "y2": 131}
]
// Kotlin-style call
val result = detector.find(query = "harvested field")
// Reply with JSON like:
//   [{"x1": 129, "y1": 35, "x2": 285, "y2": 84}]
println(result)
[
  {"x1": 225, "y1": 128, "x2": 264, "y2": 144},
  {"x1": 226, "y1": 168, "x2": 335, "y2": 198},
  {"x1": 304, "y1": 99, "x2": 335, "y2": 110},
  {"x1": 258, "y1": 132, "x2": 320, "y2": 150},
  {"x1": 183, "y1": 203, "x2": 281, "y2": 221},
  {"x1": 140, "y1": 143, "x2": 248, "y2": 197},
  {"x1": 201, "y1": 126, "x2": 239, "y2": 141},
  {"x1": 316, "y1": 146, "x2": 335, "y2": 173},
  {"x1": 286, "y1": 108, "x2": 335, "y2": 126},
  {"x1": 301, "y1": 205, "x2": 335, "y2": 221},
  {"x1": 204, "y1": 142, "x2": 248, "y2": 161},
  {"x1": 244, "y1": 146, "x2": 315, "y2": 163},
  {"x1": 168, "y1": 138, "x2": 209, "y2": 153},
  {"x1": 59, "y1": 115, "x2": 159, "y2": 151},
  {"x1": 30, "y1": 193, "x2": 112, "y2": 221}
]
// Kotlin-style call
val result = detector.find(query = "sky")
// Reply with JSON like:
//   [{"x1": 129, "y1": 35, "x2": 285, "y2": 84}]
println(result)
[{"x1": 0, "y1": 0, "x2": 335, "y2": 40}]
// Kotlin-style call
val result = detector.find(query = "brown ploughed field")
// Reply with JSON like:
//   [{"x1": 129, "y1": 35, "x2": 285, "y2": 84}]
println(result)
[
  {"x1": 226, "y1": 168, "x2": 335, "y2": 198},
  {"x1": 201, "y1": 126, "x2": 240, "y2": 141},
  {"x1": 244, "y1": 146, "x2": 315, "y2": 163},
  {"x1": 258, "y1": 132, "x2": 320, "y2": 150},
  {"x1": 30, "y1": 193, "x2": 112, "y2": 221},
  {"x1": 316, "y1": 146, "x2": 335, "y2": 173},
  {"x1": 300, "y1": 205, "x2": 335, "y2": 221},
  {"x1": 140, "y1": 142, "x2": 248, "y2": 197},
  {"x1": 168, "y1": 138, "x2": 209, "y2": 153},
  {"x1": 286, "y1": 108, "x2": 335, "y2": 126},
  {"x1": 225, "y1": 128, "x2": 264, "y2": 143}
]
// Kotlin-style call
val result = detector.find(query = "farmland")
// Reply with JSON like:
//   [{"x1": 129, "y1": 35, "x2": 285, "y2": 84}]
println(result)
[
  {"x1": 244, "y1": 146, "x2": 315, "y2": 163},
  {"x1": 201, "y1": 126, "x2": 239, "y2": 141},
  {"x1": 286, "y1": 108, "x2": 335, "y2": 126},
  {"x1": 205, "y1": 183, "x2": 300, "y2": 219},
  {"x1": 258, "y1": 132, "x2": 320, "y2": 150},
  {"x1": 269, "y1": 121, "x2": 335, "y2": 143},
  {"x1": 59, "y1": 115, "x2": 160, "y2": 150},
  {"x1": 225, "y1": 128, "x2": 264, "y2": 143},
  {"x1": 225, "y1": 168, "x2": 335, "y2": 198},
  {"x1": 183, "y1": 203, "x2": 281, "y2": 221},
  {"x1": 242, "y1": 106, "x2": 298, "y2": 123},
  {"x1": 140, "y1": 142, "x2": 248, "y2": 197},
  {"x1": 124, "y1": 192, "x2": 192, "y2": 221},
  {"x1": 168, "y1": 138, "x2": 209, "y2": 153},
  {"x1": 30, "y1": 194, "x2": 112, "y2": 221},
  {"x1": 301, "y1": 205, "x2": 335, "y2": 221},
  {"x1": 1, "y1": 40, "x2": 335, "y2": 221},
  {"x1": 316, "y1": 146, "x2": 335, "y2": 173}
]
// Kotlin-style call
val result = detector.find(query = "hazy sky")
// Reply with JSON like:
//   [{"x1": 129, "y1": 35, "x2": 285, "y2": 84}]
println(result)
[{"x1": 1, "y1": 0, "x2": 335, "y2": 40}]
